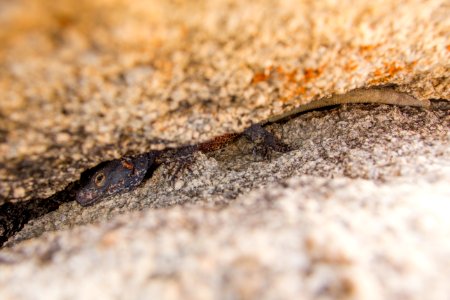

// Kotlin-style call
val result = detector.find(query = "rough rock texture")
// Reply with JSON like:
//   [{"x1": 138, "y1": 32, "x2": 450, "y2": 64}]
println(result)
[
  {"x1": 1, "y1": 103, "x2": 450, "y2": 299},
  {"x1": 0, "y1": 0, "x2": 448, "y2": 203},
  {"x1": 0, "y1": 0, "x2": 449, "y2": 299},
  {"x1": 4, "y1": 103, "x2": 448, "y2": 243},
  {"x1": 3, "y1": 177, "x2": 450, "y2": 300}
]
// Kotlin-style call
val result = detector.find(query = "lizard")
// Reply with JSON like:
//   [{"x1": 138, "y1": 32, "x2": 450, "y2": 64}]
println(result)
[
  {"x1": 75, "y1": 124, "x2": 291, "y2": 206},
  {"x1": 0, "y1": 125, "x2": 290, "y2": 247},
  {"x1": 0, "y1": 87, "x2": 430, "y2": 246},
  {"x1": 76, "y1": 87, "x2": 429, "y2": 206}
]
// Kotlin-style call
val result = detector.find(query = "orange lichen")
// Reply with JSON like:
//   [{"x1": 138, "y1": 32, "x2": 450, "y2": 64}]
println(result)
[
  {"x1": 358, "y1": 44, "x2": 381, "y2": 61},
  {"x1": 251, "y1": 65, "x2": 276, "y2": 84},
  {"x1": 344, "y1": 60, "x2": 358, "y2": 72},
  {"x1": 294, "y1": 86, "x2": 307, "y2": 95},
  {"x1": 359, "y1": 44, "x2": 377, "y2": 52},
  {"x1": 372, "y1": 68, "x2": 383, "y2": 77},
  {"x1": 405, "y1": 60, "x2": 418, "y2": 71},
  {"x1": 368, "y1": 61, "x2": 412, "y2": 85},
  {"x1": 251, "y1": 72, "x2": 270, "y2": 84},
  {"x1": 303, "y1": 68, "x2": 322, "y2": 82},
  {"x1": 280, "y1": 68, "x2": 322, "y2": 102},
  {"x1": 284, "y1": 70, "x2": 298, "y2": 83},
  {"x1": 384, "y1": 62, "x2": 403, "y2": 75},
  {"x1": 251, "y1": 64, "x2": 323, "y2": 103}
]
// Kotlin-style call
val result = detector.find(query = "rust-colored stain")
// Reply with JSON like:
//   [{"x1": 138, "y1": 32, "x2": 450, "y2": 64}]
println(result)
[
  {"x1": 446, "y1": 44, "x2": 450, "y2": 51},
  {"x1": 154, "y1": 59, "x2": 173, "y2": 75},
  {"x1": 368, "y1": 61, "x2": 417, "y2": 85},
  {"x1": 303, "y1": 68, "x2": 322, "y2": 82},
  {"x1": 251, "y1": 72, "x2": 270, "y2": 84},
  {"x1": 358, "y1": 44, "x2": 380, "y2": 52},
  {"x1": 251, "y1": 65, "x2": 280, "y2": 84},
  {"x1": 283, "y1": 67, "x2": 322, "y2": 102},
  {"x1": 284, "y1": 69, "x2": 298, "y2": 83},
  {"x1": 373, "y1": 68, "x2": 384, "y2": 77},
  {"x1": 251, "y1": 64, "x2": 325, "y2": 103},
  {"x1": 384, "y1": 62, "x2": 403, "y2": 75},
  {"x1": 358, "y1": 44, "x2": 381, "y2": 61},
  {"x1": 344, "y1": 60, "x2": 358, "y2": 72},
  {"x1": 294, "y1": 86, "x2": 306, "y2": 95}
]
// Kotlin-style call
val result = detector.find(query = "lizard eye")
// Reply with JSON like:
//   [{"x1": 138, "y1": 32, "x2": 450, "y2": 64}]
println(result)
[{"x1": 94, "y1": 172, "x2": 106, "y2": 187}]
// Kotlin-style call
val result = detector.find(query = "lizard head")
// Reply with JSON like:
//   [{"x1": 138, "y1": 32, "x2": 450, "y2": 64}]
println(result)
[{"x1": 76, "y1": 154, "x2": 150, "y2": 206}]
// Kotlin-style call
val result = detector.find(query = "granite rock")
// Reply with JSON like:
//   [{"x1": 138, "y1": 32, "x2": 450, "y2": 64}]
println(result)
[
  {"x1": 0, "y1": 0, "x2": 449, "y2": 299},
  {"x1": 0, "y1": 0, "x2": 448, "y2": 203}
]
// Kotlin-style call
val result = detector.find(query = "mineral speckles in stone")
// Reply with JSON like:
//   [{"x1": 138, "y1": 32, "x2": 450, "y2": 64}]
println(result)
[{"x1": 75, "y1": 153, "x2": 153, "y2": 206}]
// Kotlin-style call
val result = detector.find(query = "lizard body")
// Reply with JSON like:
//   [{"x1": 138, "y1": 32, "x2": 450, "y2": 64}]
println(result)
[
  {"x1": 267, "y1": 88, "x2": 430, "y2": 122},
  {"x1": 76, "y1": 88, "x2": 429, "y2": 206},
  {"x1": 75, "y1": 125, "x2": 290, "y2": 206}
]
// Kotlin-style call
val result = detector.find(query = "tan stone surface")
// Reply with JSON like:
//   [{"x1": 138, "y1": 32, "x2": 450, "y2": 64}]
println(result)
[
  {"x1": 0, "y1": 1, "x2": 449, "y2": 299},
  {"x1": 0, "y1": 0, "x2": 448, "y2": 203},
  {"x1": 1, "y1": 103, "x2": 449, "y2": 299},
  {"x1": 1, "y1": 173, "x2": 449, "y2": 300}
]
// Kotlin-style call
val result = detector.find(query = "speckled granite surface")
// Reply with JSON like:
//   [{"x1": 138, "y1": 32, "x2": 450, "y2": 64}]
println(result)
[
  {"x1": 2, "y1": 176, "x2": 450, "y2": 300},
  {"x1": 4, "y1": 103, "x2": 448, "y2": 244},
  {"x1": 0, "y1": 0, "x2": 448, "y2": 203},
  {"x1": 1, "y1": 103, "x2": 449, "y2": 299},
  {"x1": 0, "y1": 0, "x2": 449, "y2": 299}
]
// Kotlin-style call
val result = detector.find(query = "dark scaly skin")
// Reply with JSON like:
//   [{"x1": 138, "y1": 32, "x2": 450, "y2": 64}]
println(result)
[
  {"x1": 75, "y1": 125, "x2": 291, "y2": 206},
  {"x1": 242, "y1": 124, "x2": 291, "y2": 157},
  {"x1": 76, "y1": 153, "x2": 155, "y2": 206}
]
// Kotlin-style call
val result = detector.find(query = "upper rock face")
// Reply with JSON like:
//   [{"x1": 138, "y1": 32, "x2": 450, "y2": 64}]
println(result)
[{"x1": 0, "y1": 0, "x2": 448, "y2": 203}]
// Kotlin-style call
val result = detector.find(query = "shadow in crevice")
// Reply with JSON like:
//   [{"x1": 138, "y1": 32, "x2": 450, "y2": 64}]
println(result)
[{"x1": 0, "y1": 182, "x2": 78, "y2": 248}]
